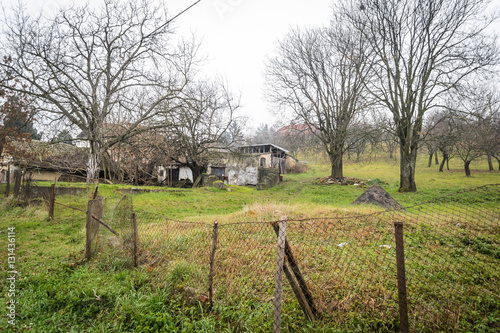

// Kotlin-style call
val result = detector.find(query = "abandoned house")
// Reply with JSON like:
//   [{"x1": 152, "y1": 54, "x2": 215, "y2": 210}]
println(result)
[{"x1": 207, "y1": 143, "x2": 291, "y2": 189}]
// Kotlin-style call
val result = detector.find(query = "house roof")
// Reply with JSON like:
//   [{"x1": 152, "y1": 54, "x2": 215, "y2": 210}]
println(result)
[
  {"x1": 276, "y1": 123, "x2": 315, "y2": 134},
  {"x1": 8, "y1": 140, "x2": 88, "y2": 172},
  {"x1": 238, "y1": 143, "x2": 289, "y2": 155}
]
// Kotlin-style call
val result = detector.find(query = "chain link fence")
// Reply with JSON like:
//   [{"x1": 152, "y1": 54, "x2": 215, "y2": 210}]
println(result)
[{"x1": 83, "y1": 184, "x2": 499, "y2": 331}]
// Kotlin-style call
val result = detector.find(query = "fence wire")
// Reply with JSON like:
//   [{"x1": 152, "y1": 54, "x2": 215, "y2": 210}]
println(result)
[
  {"x1": 386, "y1": 184, "x2": 500, "y2": 331},
  {"x1": 86, "y1": 196, "x2": 135, "y2": 267},
  {"x1": 86, "y1": 184, "x2": 499, "y2": 331},
  {"x1": 135, "y1": 212, "x2": 212, "y2": 294}
]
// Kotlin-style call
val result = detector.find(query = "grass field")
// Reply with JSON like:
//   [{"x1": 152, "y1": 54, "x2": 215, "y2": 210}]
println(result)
[{"x1": 0, "y1": 155, "x2": 499, "y2": 332}]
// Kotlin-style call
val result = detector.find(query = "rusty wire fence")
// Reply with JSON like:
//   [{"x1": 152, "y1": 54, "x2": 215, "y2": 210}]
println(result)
[
  {"x1": 89, "y1": 184, "x2": 499, "y2": 331},
  {"x1": 135, "y1": 212, "x2": 212, "y2": 293}
]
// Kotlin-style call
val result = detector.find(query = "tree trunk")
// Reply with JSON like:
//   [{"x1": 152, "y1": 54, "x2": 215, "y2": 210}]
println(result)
[
  {"x1": 494, "y1": 156, "x2": 500, "y2": 170},
  {"x1": 487, "y1": 154, "x2": 494, "y2": 172},
  {"x1": 13, "y1": 169, "x2": 22, "y2": 198},
  {"x1": 427, "y1": 152, "x2": 433, "y2": 168},
  {"x1": 329, "y1": 145, "x2": 344, "y2": 179},
  {"x1": 464, "y1": 160, "x2": 471, "y2": 177},
  {"x1": 399, "y1": 148, "x2": 417, "y2": 192},
  {"x1": 434, "y1": 151, "x2": 439, "y2": 165},
  {"x1": 439, "y1": 152, "x2": 448, "y2": 172},
  {"x1": 5, "y1": 164, "x2": 10, "y2": 197},
  {"x1": 191, "y1": 163, "x2": 201, "y2": 184},
  {"x1": 134, "y1": 163, "x2": 139, "y2": 185},
  {"x1": 87, "y1": 141, "x2": 101, "y2": 184}
]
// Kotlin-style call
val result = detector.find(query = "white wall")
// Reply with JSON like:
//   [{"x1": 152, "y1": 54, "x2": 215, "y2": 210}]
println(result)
[{"x1": 179, "y1": 166, "x2": 193, "y2": 182}]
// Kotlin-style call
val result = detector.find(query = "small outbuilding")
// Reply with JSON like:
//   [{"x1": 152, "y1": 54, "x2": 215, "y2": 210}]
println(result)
[{"x1": 207, "y1": 143, "x2": 288, "y2": 189}]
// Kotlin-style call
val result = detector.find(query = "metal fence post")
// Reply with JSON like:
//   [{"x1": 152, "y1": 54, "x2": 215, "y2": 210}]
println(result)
[
  {"x1": 394, "y1": 221, "x2": 409, "y2": 333},
  {"x1": 273, "y1": 216, "x2": 287, "y2": 333},
  {"x1": 208, "y1": 221, "x2": 219, "y2": 309}
]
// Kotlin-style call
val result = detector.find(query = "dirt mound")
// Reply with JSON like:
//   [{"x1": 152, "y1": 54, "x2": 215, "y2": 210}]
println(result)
[{"x1": 351, "y1": 185, "x2": 403, "y2": 210}]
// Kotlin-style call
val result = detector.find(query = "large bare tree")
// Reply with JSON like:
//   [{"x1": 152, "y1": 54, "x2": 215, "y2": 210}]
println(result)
[
  {"x1": 0, "y1": 0, "x2": 199, "y2": 183},
  {"x1": 341, "y1": 0, "x2": 499, "y2": 191},
  {"x1": 162, "y1": 79, "x2": 241, "y2": 181},
  {"x1": 266, "y1": 20, "x2": 370, "y2": 179}
]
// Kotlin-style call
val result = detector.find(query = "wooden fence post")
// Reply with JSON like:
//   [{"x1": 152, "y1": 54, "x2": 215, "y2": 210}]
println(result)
[
  {"x1": 48, "y1": 184, "x2": 55, "y2": 220},
  {"x1": 85, "y1": 197, "x2": 103, "y2": 261},
  {"x1": 85, "y1": 200, "x2": 94, "y2": 261},
  {"x1": 271, "y1": 221, "x2": 318, "y2": 319},
  {"x1": 132, "y1": 213, "x2": 139, "y2": 267},
  {"x1": 273, "y1": 216, "x2": 287, "y2": 333},
  {"x1": 208, "y1": 221, "x2": 219, "y2": 309},
  {"x1": 394, "y1": 222, "x2": 409, "y2": 333}
]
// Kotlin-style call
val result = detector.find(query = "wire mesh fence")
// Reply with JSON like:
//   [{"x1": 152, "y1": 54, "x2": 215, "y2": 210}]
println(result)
[
  {"x1": 85, "y1": 196, "x2": 135, "y2": 267},
  {"x1": 80, "y1": 184, "x2": 499, "y2": 331},
  {"x1": 386, "y1": 184, "x2": 500, "y2": 331},
  {"x1": 135, "y1": 212, "x2": 212, "y2": 294}
]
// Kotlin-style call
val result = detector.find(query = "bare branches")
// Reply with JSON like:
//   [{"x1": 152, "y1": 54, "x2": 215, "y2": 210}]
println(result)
[
  {"x1": 340, "y1": 0, "x2": 499, "y2": 191},
  {"x1": 0, "y1": 0, "x2": 200, "y2": 182},
  {"x1": 266, "y1": 19, "x2": 370, "y2": 178}
]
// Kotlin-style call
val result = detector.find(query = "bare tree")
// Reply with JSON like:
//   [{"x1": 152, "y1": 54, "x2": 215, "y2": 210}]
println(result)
[
  {"x1": 451, "y1": 84, "x2": 500, "y2": 176},
  {"x1": 162, "y1": 79, "x2": 240, "y2": 181},
  {"x1": 0, "y1": 0, "x2": 199, "y2": 183},
  {"x1": 341, "y1": 0, "x2": 499, "y2": 191},
  {"x1": 429, "y1": 111, "x2": 457, "y2": 172},
  {"x1": 274, "y1": 123, "x2": 319, "y2": 159},
  {"x1": 266, "y1": 19, "x2": 370, "y2": 179}
]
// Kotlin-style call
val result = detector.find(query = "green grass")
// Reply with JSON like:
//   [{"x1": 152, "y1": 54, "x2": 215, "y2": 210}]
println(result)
[{"x1": 0, "y1": 155, "x2": 499, "y2": 332}]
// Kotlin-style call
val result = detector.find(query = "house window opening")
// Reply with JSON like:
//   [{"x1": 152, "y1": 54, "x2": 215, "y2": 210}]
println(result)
[{"x1": 211, "y1": 167, "x2": 225, "y2": 178}]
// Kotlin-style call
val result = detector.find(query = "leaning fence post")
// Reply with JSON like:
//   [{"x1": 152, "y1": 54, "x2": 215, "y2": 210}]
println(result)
[
  {"x1": 394, "y1": 221, "x2": 409, "y2": 333},
  {"x1": 85, "y1": 200, "x2": 94, "y2": 261},
  {"x1": 132, "y1": 213, "x2": 139, "y2": 268},
  {"x1": 208, "y1": 221, "x2": 219, "y2": 309},
  {"x1": 271, "y1": 221, "x2": 317, "y2": 319},
  {"x1": 48, "y1": 184, "x2": 55, "y2": 220},
  {"x1": 273, "y1": 216, "x2": 287, "y2": 333}
]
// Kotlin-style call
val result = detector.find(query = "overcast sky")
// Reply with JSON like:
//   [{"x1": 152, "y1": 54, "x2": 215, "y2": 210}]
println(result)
[
  {"x1": 4, "y1": 0, "x2": 333, "y2": 130},
  {"x1": 167, "y1": 0, "x2": 333, "y2": 129},
  {"x1": 4, "y1": 0, "x2": 499, "y2": 132}
]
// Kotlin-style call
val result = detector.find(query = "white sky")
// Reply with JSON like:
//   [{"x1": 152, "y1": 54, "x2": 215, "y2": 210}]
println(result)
[
  {"x1": 168, "y1": 0, "x2": 333, "y2": 128},
  {"x1": 4, "y1": 0, "x2": 333, "y2": 130},
  {"x1": 3, "y1": 0, "x2": 500, "y2": 132}
]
